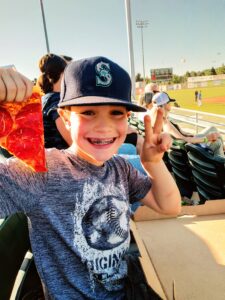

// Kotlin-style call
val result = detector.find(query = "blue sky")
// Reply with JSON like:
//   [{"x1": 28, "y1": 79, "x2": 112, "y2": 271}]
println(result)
[{"x1": 1, "y1": 0, "x2": 225, "y2": 80}]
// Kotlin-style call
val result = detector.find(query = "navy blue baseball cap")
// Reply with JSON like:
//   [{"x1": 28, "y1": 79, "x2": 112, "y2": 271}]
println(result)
[{"x1": 58, "y1": 56, "x2": 146, "y2": 112}]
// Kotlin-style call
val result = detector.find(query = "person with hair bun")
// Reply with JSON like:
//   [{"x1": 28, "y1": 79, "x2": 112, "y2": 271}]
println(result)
[
  {"x1": 37, "y1": 53, "x2": 73, "y2": 149},
  {"x1": 61, "y1": 55, "x2": 73, "y2": 63}
]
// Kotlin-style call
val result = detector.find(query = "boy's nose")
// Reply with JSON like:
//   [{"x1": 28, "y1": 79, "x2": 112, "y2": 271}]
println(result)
[{"x1": 94, "y1": 115, "x2": 113, "y2": 131}]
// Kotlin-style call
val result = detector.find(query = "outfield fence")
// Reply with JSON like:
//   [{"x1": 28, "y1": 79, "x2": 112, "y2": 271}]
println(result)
[{"x1": 170, "y1": 107, "x2": 225, "y2": 138}]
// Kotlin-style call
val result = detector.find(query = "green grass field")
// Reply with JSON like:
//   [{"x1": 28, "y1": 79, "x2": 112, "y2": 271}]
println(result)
[{"x1": 168, "y1": 86, "x2": 225, "y2": 115}]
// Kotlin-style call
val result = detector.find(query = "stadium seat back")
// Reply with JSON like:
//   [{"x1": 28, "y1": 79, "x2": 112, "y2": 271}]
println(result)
[
  {"x1": 185, "y1": 143, "x2": 225, "y2": 203},
  {"x1": 168, "y1": 140, "x2": 196, "y2": 198},
  {"x1": 0, "y1": 213, "x2": 31, "y2": 299},
  {"x1": 0, "y1": 213, "x2": 43, "y2": 300}
]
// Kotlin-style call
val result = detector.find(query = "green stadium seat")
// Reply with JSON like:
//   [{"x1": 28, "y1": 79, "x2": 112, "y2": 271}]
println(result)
[
  {"x1": 168, "y1": 140, "x2": 197, "y2": 199},
  {"x1": 0, "y1": 213, "x2": 44, "y2": 300},
  {"x1": 185, "y1": 143, "x2": 225, "y2": 204}
]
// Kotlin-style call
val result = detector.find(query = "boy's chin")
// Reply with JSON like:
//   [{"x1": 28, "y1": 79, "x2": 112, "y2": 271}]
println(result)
[
  {"x1": 77, "y1": 143, "x2": 122, "y2": 165},
  {"x1": 90, "y1": 154, "x2": 115, "y2": 165}
]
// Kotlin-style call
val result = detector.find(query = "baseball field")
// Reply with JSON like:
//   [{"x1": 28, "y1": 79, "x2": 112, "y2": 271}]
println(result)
[{"x1": 168, "y1": 86, "x2": 225, "y2": 115}]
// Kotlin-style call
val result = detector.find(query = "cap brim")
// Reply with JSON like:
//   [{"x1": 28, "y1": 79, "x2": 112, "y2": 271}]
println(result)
[
  {"x1": 58, "y1": 96, "x2": 146, "y2": 112},
  {"x1": 169, "y1": 98, "x2": 176, "y2": 102}
]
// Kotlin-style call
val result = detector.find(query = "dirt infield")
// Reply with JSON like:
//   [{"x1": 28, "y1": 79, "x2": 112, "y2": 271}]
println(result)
[{"x1": 203, "y1": 96, "x2": 225, "y2": 103}]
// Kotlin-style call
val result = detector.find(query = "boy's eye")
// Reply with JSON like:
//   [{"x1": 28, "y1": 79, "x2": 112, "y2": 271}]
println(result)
[
  {"x1": 111, "y1": 110, "x2": 126, "y2": 116},
  {"x1": 81, "y1": 110, "x2": 95, "y2": 116}
]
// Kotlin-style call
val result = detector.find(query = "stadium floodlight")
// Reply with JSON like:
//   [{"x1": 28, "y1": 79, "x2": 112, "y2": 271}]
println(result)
[
  {"x1": 124, "y1": 0, "x2": 136, "y2": 100},
  {"x1": 136, "y1": 20, "x2": 149, "y2": 84}
]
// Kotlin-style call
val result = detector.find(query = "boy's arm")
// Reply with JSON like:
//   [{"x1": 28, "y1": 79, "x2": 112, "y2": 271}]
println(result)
[
  {"x1": 0, "y1": 67, "x2": 33, "y2": 102},
  {"x1": 140, "y1": 160, "x2": 181, "y2": 215},
  {"x1": 140, "y1": 110, "x2": 181, "y2": 215}
]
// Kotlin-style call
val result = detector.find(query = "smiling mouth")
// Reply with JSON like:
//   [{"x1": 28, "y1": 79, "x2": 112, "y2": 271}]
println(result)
[{"x1": 87, "y1": 138, "x2": 116, "y2": 145}]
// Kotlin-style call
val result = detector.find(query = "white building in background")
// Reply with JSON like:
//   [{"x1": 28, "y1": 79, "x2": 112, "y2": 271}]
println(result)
[
  {"x1": 187, "y1": 74, "x2": 225, "y2": 88},
  {"x1": 135, "y1": 81, "x2": 182, "y2": 95}
]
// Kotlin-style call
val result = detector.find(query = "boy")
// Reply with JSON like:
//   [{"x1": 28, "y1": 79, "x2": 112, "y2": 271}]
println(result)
[{"x1": 0, "y1": 57, "x2": 181, "y2": 299}]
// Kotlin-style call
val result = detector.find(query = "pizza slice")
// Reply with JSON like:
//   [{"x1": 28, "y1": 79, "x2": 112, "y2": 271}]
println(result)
[{"x1": 0, "y1": 92, "x2": 47, "y2": 172}]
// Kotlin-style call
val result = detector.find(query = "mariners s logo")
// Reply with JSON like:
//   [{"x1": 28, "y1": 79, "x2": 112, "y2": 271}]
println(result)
[{"x1": 96, "y1": 62, "x2": 112, "y2": 87}]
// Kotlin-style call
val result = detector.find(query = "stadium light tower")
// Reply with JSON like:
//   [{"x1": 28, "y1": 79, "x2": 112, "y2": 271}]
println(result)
[
  {"x1": 136, "y1": 20, "x2": 148, "y2": 84},
  {"x1": 124, "y1": 0, "x2": 136, "y2": 99},
  {"x1": 39, "y1": 0, "x2": 50, "y2": 53}
]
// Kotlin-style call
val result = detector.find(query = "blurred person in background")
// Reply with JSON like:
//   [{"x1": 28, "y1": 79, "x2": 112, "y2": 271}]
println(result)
[
  {"x1": 124, "y1": 87, "x2": 156, "y2": 154},
  {"x1": 37, "y1": 53, "x2": 73, "y2": 149},
  {"x1": 145, "y1": 82, "x2": 159, "y2": 94},
  {"x1": 197, "y1": 90, "x2": 202, "y2": 106},
  {"x1": 139, "y1": 82, "x2": 159, "y2": 111},
  {"x1": 195, "y1": 90, "x2": 198, "y2": 102},
  {"x1": 149, "y1": 92, "x2": 224, "y2": 156},
  {"x1": 61, "y1": 55, "x2": 73, "y2": 63}
]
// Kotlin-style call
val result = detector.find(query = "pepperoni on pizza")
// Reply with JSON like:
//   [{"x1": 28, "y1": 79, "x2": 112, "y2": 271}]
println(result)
[{"x1": 0, "y1": 92, "x2": 47, "y2": 172}]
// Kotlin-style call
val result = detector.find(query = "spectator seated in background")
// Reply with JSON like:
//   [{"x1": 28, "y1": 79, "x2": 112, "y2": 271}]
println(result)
[
  {"x1": 149, "y1": 92, "x2": 224, "y2": 157},
  {"x1": 37, "y1": 53, "x2": 73, "y2": 149},
  {"x1": 135, "y1": 82, "x2": 159, "y2": 115},
  {"x1": 145, "y1": 82, "x2": 160, "y2": 94},
  {"x1": 127, "y1": 89, "x2": 155, "y2": 138},
  {"x1": 122, "y1": 85, "x2": 157, "y2": 155},
  {"x1": 138, "y1": 91, "x2": 154, "y2": 111},
  {"x1": 140, "y1": 82, "x2": 160, "y2": 110}
]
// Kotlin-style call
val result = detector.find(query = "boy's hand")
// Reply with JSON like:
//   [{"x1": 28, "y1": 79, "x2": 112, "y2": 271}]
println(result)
[
  {"x1": 141, "y1": 108, "x2": 172, "y2": 163},
  {"x1": 0, "y1": 67, "x2": 33, "y2": 102}
]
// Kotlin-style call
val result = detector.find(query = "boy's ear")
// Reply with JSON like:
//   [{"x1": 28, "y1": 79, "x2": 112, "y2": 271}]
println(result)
[{"x1": 58, "y1": 108, "x2": 71, "y2": 129}]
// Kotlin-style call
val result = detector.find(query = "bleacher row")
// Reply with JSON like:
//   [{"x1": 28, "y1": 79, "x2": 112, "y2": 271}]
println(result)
[
  {"x1": 0, "y1": 213, "x2": 44, "y2": 300},
  {"x1": 128, "y1": 115, "x2": 225, "y2": 205},
  {"x1": 165, "y1": 140, "x2": 225, "y2": 204}
]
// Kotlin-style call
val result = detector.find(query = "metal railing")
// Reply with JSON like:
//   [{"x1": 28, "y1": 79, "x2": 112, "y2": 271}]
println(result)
[{"x1": 170, "y1": 107, "x2": 225, "y2": 137}]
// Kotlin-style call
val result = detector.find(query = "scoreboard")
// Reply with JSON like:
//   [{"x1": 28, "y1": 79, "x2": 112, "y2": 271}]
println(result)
[{"x1": 150, "y1": 68, "x2": 173, "y2": 82}]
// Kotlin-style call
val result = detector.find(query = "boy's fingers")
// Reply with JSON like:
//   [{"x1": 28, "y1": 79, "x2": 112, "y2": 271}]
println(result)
[
  {"x1": 8, "y1": 69, "x2": 27, "y2": 102},
  {"x1": 153, "y1": 108, "x2": 163, "y2": 134},
  {"x1": 1, "y1": 68, "x2": 17, "y2": 102},
  {"x1": 0, "y1": 68, "x2": 33, "y2": 102},
  {"x1": 17, "y1": 72, "x2": 33, "y2": 101},
  {"x1": 0, "y1": 74, "x2": 6, "y2": 101},
  {"x1": 144, "y1": 114, "x2": 153, "y2": 144}
]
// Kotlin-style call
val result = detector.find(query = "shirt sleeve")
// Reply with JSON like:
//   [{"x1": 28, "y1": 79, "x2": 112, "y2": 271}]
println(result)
[
  {"x1": 115, "y1": 156, "x2": 151, "y2": 204},
  {"x1": 0, "y1": 158, "x2": 46, "y2": 218},
  {"x1": 127, "y1": 164, "x2": 151, "y2": 203}
]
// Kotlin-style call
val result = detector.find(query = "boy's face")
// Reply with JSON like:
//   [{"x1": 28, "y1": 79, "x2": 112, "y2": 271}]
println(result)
[{"x1": 59, "y1": 105, "x2": 130, "y2": 166}]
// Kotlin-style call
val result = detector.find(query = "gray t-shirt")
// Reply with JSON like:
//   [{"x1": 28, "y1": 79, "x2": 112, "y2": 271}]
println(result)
[{"x1": 0, "y1": 149, "x2": 151, "y2": 299}]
